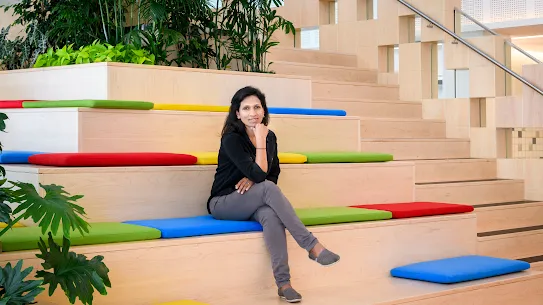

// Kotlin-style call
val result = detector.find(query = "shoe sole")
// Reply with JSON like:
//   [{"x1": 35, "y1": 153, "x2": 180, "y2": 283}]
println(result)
[
  {"x1": 311, "y1": 257, "x2": 341, "y2": 267},
  {"x1": 280, "y1": 296, "x2": 302, "y2": 303}
]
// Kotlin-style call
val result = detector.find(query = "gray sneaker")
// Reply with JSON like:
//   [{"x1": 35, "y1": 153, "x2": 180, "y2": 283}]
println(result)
[
  {"x1": 278, "y1": 287, "x2": 302, "y2": 303},
  {"x1": 308, "y1": 248, "x2": 340, "y2": 266}
]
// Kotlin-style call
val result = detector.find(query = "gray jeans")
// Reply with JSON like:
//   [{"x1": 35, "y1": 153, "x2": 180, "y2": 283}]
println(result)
[{"x1": 209, "y1": 180, "x2": 319, "y2": 288}]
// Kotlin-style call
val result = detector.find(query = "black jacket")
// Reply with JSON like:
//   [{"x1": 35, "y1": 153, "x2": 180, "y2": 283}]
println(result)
[{"x1": 207, "y1": 130, "x2": 280, "y2": 213}]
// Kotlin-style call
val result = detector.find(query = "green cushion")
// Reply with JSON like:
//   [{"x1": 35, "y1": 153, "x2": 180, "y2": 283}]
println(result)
[
  {"x1": 0, "y1": 223, "x2": 161, "y2": 252},
  {"x1": 295, "y1": 207, "x2": 392, "y2": 226},
  {"x1": 297, "y1": 152, "x2": 393, "y2": 163},
  {"x1": 22, "y1": 100, "x2": 154, "y2": 110}
]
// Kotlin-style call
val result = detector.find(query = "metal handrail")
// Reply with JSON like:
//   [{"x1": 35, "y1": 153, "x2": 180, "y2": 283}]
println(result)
[
  {"x1": 454, "y1": 7, "x2": 542, "y2": 64},
  {"x1": 396, "y1": 0, "x2": 543, "y2": 97}
]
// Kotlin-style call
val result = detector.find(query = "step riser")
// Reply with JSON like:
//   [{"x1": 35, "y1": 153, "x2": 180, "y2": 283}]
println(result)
[
  {"x1": 415, "y1": 160, "x2": 497, "y2": 183},
  {"x1": 360, "y1": 120, "x2": 446, "y2": 139},
  {"x1": 8, "y1": 215, "x2": 477, "y2": 305},
  {"x1": 478, "y1": 230, "x2": 543, "y2": 259},
  {"x1": 267, "y1": 48, "x2": 358, "y2": 67},
  {"x1": 476, "y1": 203, "x2": 543, "y2": 232},
  {"x1": 0, "y1": 109, "x2": 360, "y2": 153},
  {"x1": 360, "y1": 141, "x2": 471, "y2": 160},
  {"x1": 5, "y1": 162, "x2": 415, "y2": 224},
  {"x1": 270, "y1": 62, "x2": 377, "y2": 83},
  {"x1": 313, "y1": 82, "x2": 399, "y2": 101},
  {"x1": 312, "y1": 100, "x2": 423, "y2": 119},
  {"x1": 416, "y1": 181, "x2": 525, "y2": 205}
]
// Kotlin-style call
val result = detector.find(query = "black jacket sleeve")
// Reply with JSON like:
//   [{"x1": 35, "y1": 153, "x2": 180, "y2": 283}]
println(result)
[
  {"x1": 222, "y1": 133, "x2": 268, "y2": 183},
  {"x1": 267, "y1": 132, "x2": 280, "y2": 184}
]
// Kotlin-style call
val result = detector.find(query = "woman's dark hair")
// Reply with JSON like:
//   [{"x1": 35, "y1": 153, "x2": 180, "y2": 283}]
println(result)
[{"x1": 221, "y1": 86, "x2": 270, "y2": 136}]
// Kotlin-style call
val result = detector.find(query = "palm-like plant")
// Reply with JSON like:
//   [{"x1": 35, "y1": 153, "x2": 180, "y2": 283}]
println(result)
[{"x1": 0, "y1": 112, "x2": 111, "y2": 305}]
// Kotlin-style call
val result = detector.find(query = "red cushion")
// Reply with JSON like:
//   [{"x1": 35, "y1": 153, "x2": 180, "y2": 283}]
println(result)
[
  {"x1": 350, "y1": 202, "x2": 474, "y2": 218},
  {"x1": 28, "y1": 153, "x2": 197, "y2": 167},
  {"x1": 0, "y1": 100, "x2": 26, "y2": 108}
]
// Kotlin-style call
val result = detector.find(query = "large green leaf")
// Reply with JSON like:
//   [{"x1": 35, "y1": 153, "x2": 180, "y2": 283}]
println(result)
[
  {"x1": 0, "y1": 260, "x2": 44, "y2": 305},
  {"x1": 0, "y1": 179, "x2": 13, "y2": 225},
  {"x1": 10, "y1": 182, "x2": 89, "y2": 238},
  {"x1": 36, "y1": 233, "x2": 111, "y2": 305},
  {"x1": 0, "y1": 113, "x2": 8, "y2": 133}
]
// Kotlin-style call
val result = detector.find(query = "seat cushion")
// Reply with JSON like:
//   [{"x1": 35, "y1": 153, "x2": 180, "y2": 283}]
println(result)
[
  {"x1": 190, "y1": 152, "x2": 307, "y2": 165},
  {"x1": 124, "y1": 215, "x2": 262, "y2": 238},
  {"x1": 0, "y1": 100, "x2": 36, "y2": 108},
  {"x1": 351, "y1": 202, "x2": 474, "y2": 218},
  {"x1": 0, "y1": 222, "x2": 25, "y2": 228},
  {"x1": 156, "y1": 301, "x2": 209, "y2": 305},
  {"x1": 0, "y1": 151, "x2": 44, "y2": 164},
  {"x1": 153, "y1": 104, "x2": 229, "y2": 112},
  {"x1": 22, "y1": 100, "x2": 154, "y2": 110},
  {"x1": 390, "y1": 255, "x2": 531, "y2": 284},
  {"x1": 297, "y1": 152, "x2": 393, "y2": 163},
  {"x1": 0, "y1": 223, "x2": 161, "y2": 252},
  {"x1": 278, "y1": 153, "x2": 307, "y2": 164},
  {"x1": 28, "y1": 153, "x2": 197, "y2": 167},
  {"x1": 295, "y1": 207, "x2": 392, "y2": 226},
  {"x1": 268, "y1": 107, "x2": 346, "y2": 116}
]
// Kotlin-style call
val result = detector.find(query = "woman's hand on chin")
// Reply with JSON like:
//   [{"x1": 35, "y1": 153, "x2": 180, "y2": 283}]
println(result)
[{"x1": 236, "y1": 177, "x2": 254, "y2": 194}]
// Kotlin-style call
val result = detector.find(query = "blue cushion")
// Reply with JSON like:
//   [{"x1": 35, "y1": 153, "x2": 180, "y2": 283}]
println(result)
[
  {"x1": 268, "y1": 107, "x2": 346, "y2": 116},
  {"x1": 0, "y1": 151, "x2": 44, "y2": 164},
  {"x1": 390, "y1": 255, "x2": 530, "y2": 284},
  {"x1": 124, "y1": 215, "x2": 263, "y2": 238}
]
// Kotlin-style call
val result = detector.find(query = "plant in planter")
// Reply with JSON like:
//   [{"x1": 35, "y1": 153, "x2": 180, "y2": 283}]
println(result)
[
  {"x1": 33, "y1": 40, "x2": 156, "y2": 67},
  {"x1": 0, "y1": 113, "x2": 111, "y2": 305}
]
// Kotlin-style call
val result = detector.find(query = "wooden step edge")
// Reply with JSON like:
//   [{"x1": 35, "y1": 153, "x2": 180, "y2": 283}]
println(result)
[
  {"x1": 4, "y1": 161, "x2": 414, "y2": 175},
  {"x1": 360, "y1": 138, "x2": 470, "y2": 143},
  {"x1": 478, "y1": 225, "x2": 543, "y2": 238},
  {"x1": 312, "y1": 97, "x2": 421, "y2": 105},
  {"x1": 271, "y1": 60, "x2": 376, "y2": 72},
  {"x1": 270, "y1": 46, "x2": 358, "y2": 57},
  {"x1": 413, "y1": 158, "x2": 496, "y2": 165},
  {"x1": 473, "y1": 200, "x2": 543, "y2": 209},
  {"x1": 358, "y1": 117, "x2": 446, "y2": 123},
  {"x1": 415, "y1": 178, "x2": 519, "y2": 186},
  {"x1": 312, "y1": 79, "x2": 400, "y2": 88},
  {"x1": 0, "y1": 213, "x2": 477, "y2": 262}
]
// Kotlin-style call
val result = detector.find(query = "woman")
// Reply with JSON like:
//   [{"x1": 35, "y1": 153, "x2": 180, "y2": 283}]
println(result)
[{"x1": 208, "y1": 86, "x2": 340, "y2": 303}]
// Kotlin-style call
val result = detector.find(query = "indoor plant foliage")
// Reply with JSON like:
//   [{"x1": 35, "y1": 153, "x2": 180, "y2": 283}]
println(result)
[
  {"x1": 1, "y1": 0, "x2": 295, "y2": 72},
  {"x1": 0, "y1": 113, "x2": 111, "y2": 305}
]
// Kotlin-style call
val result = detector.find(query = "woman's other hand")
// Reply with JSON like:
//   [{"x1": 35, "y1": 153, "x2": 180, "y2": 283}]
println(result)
[{"x1": 236, "y1": 177, "x2": 254, "y2": 194}]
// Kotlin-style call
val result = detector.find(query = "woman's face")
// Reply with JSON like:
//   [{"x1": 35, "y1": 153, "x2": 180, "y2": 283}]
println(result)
[{"x1": 237, "y1": 95, "x2": 265, "y2": 128}]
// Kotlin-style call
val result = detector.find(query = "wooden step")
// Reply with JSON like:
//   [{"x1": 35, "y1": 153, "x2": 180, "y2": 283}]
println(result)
[
  {"x1": 312, "y1": 97, "x2": 423, "y2": 119},
  {"x1": 1, "y1": 213, "x2": 479, "y2": 305},
  {"x1": 269, "y1": 61, "x2": 378, "y2": 83},
  {"x1": 360, "y1": 118, "x2": 446, "y2": 139},
  {"x1": 0, "y1": 108, "x2": 360, "y2": 153},
  {"x1": 267, "y1": 47, "x2": 358, "y2": 67},
  {"x1": 218, "y1": 272, "x2": 543, "y2": 305},
  {"x1": 415, "y1": 179, "x2": 525, "y2": 205},
  {"x1": 360, "y1": 139, "x2": 471, "y2": 160},
  {"x1": 414, "y1": 159, "x2": 497, "y2": 183},
  {"x1": 312, "y1": 80, "x2": 399, "y2": 101},
  {"x1": 478, "y1": 226, "x2": 543, "y2": 259},
  {"x1": 4, "y1": 161, "x2": 415, "y2": 224},
  {"x1": 475, "y1": 201, "x2": 543, "y2": 232}
]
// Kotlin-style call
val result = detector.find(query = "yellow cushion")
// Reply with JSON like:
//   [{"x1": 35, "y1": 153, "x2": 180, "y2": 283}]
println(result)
[
  {"x1": 153, "y1": 104, "x2": 229, "y2": 112},
  {"x1": 278, "y1": 153, "x2": 307, "y2": 164},
  {"x1": 156, "y1": 301, "x2": 209, "y2": 305},
  {"x1": 190, "y1": 152, "x2": 307, "y2": 165},
  {"x1": 0, "y1": 222, "x2": 25, "y2": 228},
  {"x1": 191, "y1": 152, "x2": 218, "y2": 165}
]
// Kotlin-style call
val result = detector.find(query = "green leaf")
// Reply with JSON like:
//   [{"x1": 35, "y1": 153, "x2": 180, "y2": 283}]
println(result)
[
  {"x1": 36, "y1": 233, "x2": 111, "y2": 305},
  {"x1": 9, "y1": 182, "x2": 89, "y2": 238},
  {"x1": 0, "y1": 112, "x2": 8, "y2": 133},
  {"x1": 0, "y1": 260, "x2": 44, "y2": 305}
]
